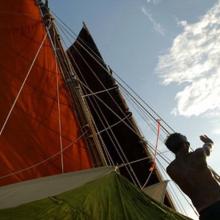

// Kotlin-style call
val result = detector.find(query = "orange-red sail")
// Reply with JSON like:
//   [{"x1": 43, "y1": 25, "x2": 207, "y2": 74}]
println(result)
[{"x1": 0, "y1": 0, "x2": 92, "y2": 186}]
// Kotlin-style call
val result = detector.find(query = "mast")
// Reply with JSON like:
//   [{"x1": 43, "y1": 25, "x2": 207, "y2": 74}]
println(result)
[
  {"x1": 37, "y1": 1, "x2": 106, "y2": 167},
  {"x1": 0, "y1": 0, "x2": 107, "y2": 186}
]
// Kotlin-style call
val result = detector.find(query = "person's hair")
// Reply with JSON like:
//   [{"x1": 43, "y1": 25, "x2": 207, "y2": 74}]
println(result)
[{"x1": 165, "y1": 133, "x2": 189, "y2": 154}]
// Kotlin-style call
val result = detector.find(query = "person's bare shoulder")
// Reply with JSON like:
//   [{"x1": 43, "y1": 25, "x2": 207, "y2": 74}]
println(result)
[
  {"x1": 166, "y1": 161, "x2": 175, "y2": 176},
  {"x1": 192, "y1": 148, "x2": 207, "y2": 167},
  {"x1": 194, "y1": 148, "x2": 206, "y2": 158}
]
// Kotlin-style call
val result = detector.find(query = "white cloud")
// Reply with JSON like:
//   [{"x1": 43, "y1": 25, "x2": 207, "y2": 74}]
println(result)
[
  {"x1": 213, "y1": 128, "x2": 220, "y2": 135},
  {"x1": 177, "y1": 20, "x2": 188, "y2": 27},
  {"x1": 146, "y1": 0, "x2": 161, "y2": 5},
  {"x1": 141, "y1": 7, "x2": 165, "y2": 36},
  {"x1": 157, "y1": 1, "x2": 220, "y2": 117}
]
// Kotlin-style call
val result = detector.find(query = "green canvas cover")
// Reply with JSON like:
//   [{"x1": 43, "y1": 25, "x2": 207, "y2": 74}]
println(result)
[{"x1": 0, "y1": 172, "x2": 192, "y2": 220}]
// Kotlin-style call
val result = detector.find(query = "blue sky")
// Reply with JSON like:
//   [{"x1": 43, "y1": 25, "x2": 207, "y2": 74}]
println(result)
[{"x1": 50, "y1": 1, "x2": 220, "y2": 219}]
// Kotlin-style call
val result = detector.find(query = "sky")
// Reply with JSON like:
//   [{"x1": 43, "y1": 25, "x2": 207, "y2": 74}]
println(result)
[{"x1": 50, "y1": 1, "x2": 220, "y2": 219}]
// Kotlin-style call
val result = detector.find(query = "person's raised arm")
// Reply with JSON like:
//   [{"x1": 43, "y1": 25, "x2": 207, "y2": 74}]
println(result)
[{"x1": 200, "y1": 134, "x2": 214, "y2": 156}]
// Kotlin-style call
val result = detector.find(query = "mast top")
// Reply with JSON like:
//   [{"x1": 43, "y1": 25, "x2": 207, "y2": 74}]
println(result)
[
  {"x1": 36, "y1": 0, "x2": 48, "y2": 9},
  {"x1": 82, "y1": 22, "x2": 89, "y2": 31}
]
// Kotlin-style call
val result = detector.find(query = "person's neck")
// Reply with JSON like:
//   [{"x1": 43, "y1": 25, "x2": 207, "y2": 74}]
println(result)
[{"x1": 175, "y1": 149, "x2": 189, "y2": 158}]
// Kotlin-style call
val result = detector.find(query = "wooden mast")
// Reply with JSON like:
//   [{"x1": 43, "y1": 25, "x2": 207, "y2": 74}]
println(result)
[{"x1": 37, "y1": 0, "x2": 106, "y2": 167}]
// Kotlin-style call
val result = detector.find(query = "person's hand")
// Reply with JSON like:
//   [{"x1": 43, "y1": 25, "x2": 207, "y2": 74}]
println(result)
[{"x1": 200, "y1": 135, "x2": 214, "y2": 144}]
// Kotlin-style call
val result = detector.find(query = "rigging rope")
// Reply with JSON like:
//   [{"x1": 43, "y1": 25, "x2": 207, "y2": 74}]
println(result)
[
  {"x1": 52, "y1": 15, "x2": 176, "y2": 168},
  {"x1": 141, "y1": 119, "x2": 161, "y2": 189},
  {"x1": 68, "y1": 48, "x2": 141, "y2": 187},
  {"x1": 69, "y1": 53, "x2": 116, "y2": 167},
  {"x1": 0, "y1": 24, "x2": 50, "y2": 136},
  {"x1": 82, "y1": 86, "x2": 118, "y2": 98},
  {"x1": 54, "y1": 18, "x2": 190, "y2": 192},
  {"x1": 156, "y1": 158, "x2": 190, "y2": 216},
  {"x1": 54, "y1": 17, "x2": 199, "y2": 175},
  {"x1": 56, "y1": 18, "x2": 202, "y2": 218},
  {"x1": 149, "y1": 119, "x2": 161, "y2": 172},
  {"x1": 122, "y1": 90, "x2": 167, "y2": 142},
  {"x1": 50, "y1": 14, "x2": 202, "y2": 218},
  {"x1": 41, "y1": 17, "x2": 66, "y2": 173},
  {"x1": 54, "y1": 17, "x2": 176, "y2": 166},
  {"x1": 154, "y1": 152, "x2": 199, "y2": 217},
  {"x1": 209, "y1": 167, "x2": 220, "y2": 184},
  {"x1": 71, "y1": 52, "x2": 143, "y2": 188},
  {"x1": 51, "y1": 11, "x2": 175, "y2": 136},
  {"x1": 118, "y1": 150, "x2": 169, "y2": 168},
  {"x1": 52, "y1": 27, "x2": 64, "y2": 173},
  {"x1": 97, "y1": 113, "x2": 131, "y2": 135},
  {"x1": 0, "y1": 131, "x2": 87, "y2": 181},
  {"x1": 46, "y1": 16, "x2": 108, "y2": 166},
  {"x1": 58, "y1": 23, "x2": 144, "y2": 186},
  {"x1": 61, "y1": 36, "x2": 115, "y2": 166}
]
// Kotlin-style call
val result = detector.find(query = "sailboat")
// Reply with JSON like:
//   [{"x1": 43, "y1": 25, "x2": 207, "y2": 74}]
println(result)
[{"x1": 0, "y1": 0, "x2": 192, "y2": 219}]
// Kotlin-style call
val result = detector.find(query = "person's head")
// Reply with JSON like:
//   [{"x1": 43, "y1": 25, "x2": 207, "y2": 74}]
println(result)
[{"x1": 165, "y1": 133, "x2": 190, "y2": 154}]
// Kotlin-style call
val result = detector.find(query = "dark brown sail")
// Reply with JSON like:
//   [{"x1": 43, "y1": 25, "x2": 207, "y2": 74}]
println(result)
[{"x1": 67, "y1": 25, "x2": 173, "y2": 207}]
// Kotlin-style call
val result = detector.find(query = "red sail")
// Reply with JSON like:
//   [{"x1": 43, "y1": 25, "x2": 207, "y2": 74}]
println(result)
[{"x1": 0, "y1": 1, "x2": 92, "y2": 186}]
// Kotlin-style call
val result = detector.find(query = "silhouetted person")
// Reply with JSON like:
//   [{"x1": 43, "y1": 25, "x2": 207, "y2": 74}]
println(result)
[{"x1": 165, "y1": 133, "x2": 220, "y2": 220}]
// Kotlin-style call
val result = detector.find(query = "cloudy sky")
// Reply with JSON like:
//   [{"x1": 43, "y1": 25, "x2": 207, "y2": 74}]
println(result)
[
  {"x1": 50, "y1": 1, "x2": 219, "y2": 219},
  {"x1": 158, "y1": 2, "x2": 220, "y2": 118}
]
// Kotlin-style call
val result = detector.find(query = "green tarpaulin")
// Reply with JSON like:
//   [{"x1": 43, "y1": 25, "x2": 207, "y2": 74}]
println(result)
[{"x1": 0, "y1": 172, "x2": 192, "y2": 220}]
